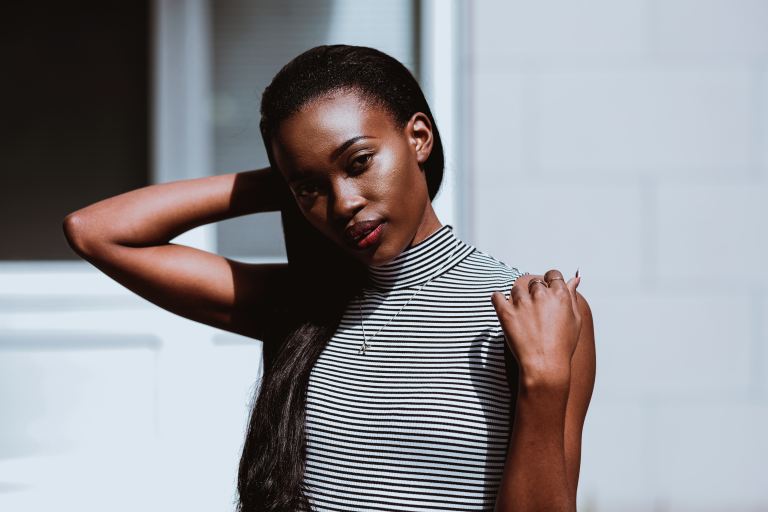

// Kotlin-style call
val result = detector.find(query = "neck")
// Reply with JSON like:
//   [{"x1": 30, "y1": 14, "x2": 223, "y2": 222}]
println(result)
[
  {"x1": 408, "y1": 202, "x2": 442, "y2": 248},
  {"x1": 365, "y1": 224, "x2": 475, "y2": 291}
]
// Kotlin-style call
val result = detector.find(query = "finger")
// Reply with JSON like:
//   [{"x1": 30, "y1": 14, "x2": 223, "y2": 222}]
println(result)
[
  {"x1": 510, "y1": 273, "x2": 534, "y2": 304},
  {"x1": 566, "y1": 273, "x2": 582, "y2": 316},
  {"x1": 566, "y1": 271, "x2": 581, "y2": 292},
  {"x1": 510, "y1": 278, "x2": 525, "y2": 304},
  {"x1": 544, "y1": 268, "x2": 567, "y2": 292},
  {"x1": 490, "y1": 290, "x2": 511, "y2": 316},
  {"x1": 528, "y1": 277, "x2": 549, "y2": 298}
]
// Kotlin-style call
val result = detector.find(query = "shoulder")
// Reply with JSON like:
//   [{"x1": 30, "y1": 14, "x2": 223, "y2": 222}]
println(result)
[{"x1": 463, "y1": 246, "x2": 526, "y2": 293}]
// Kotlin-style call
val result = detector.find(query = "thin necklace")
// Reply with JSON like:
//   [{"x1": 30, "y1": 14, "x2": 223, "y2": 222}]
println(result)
[{"x1": 357, "y1": 239, "x2": 460, "y2": 355}]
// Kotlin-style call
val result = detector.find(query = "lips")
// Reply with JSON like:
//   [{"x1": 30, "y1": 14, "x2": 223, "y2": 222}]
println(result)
[{"x1": 345, "y1": 219, "x2": 384, "y2": 243}]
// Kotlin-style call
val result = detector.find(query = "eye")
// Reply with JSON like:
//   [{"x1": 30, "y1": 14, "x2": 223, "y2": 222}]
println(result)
[
  {"x1": 349, "y1": 153, "x2": 374, "y2": 173},
  {"x1": 294, "y1": 181, "x2": 319, "y2": 199}
]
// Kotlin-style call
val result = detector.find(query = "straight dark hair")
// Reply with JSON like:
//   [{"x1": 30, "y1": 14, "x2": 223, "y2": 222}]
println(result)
[{"x1": 236, "y1": 44, "x2": 446, "y2": 512}]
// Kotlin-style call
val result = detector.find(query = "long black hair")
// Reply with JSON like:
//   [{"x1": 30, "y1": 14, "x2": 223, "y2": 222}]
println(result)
[{"x1": 236, "y1": 44, "x2": 446, "y2": 512}]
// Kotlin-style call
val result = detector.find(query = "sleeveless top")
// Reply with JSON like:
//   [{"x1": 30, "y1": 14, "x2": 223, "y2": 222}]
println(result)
[{"x1": 303, "y1": 224, "x2": 525, "y2": 511}]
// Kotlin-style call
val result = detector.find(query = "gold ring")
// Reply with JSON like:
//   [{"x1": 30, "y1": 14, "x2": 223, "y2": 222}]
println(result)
[{"x1": 528, "y1": 278, "x2": 548, "y2": 291}]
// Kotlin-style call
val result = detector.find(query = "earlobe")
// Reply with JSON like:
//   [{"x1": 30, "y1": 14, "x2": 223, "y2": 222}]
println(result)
[{"x1": 416, "y1": 144, "x2": 432, "y2": 167}]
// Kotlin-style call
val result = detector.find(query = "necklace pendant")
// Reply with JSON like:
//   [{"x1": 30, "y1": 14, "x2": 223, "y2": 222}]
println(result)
[{"x1": 358, "y1": 340, "x2": 370, "y2": 355}]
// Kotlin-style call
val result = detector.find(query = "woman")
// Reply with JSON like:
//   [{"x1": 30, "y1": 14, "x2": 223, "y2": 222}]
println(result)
[{"x1": 63, "y1": 45, "x2": 595, "y2": 512}]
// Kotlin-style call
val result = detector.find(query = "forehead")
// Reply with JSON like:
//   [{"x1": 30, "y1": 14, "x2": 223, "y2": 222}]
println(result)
[{"x1": 272, "y1": 92, "x2": 397, "y2": 170}]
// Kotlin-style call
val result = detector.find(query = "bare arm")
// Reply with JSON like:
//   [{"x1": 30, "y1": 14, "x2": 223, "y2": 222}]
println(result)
[
  {"x1": 494, "y1": 291, "x2": 595, "y2": 512},
  {"x1": 62, "y1": 167, "x2": 291, "y2": 340},
  {"x1": 495, "y1": 372, "x2": 573, "y2": 511}
]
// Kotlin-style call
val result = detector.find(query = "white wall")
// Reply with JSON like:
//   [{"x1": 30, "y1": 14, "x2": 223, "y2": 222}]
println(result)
[{"x1": 469, "y1": 1, "x2": 768, "y2": 511}]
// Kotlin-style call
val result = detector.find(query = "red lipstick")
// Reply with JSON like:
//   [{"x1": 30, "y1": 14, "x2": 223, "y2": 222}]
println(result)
[{"x1": 353, "y1": 222, "x2": 384, "y2": 249}]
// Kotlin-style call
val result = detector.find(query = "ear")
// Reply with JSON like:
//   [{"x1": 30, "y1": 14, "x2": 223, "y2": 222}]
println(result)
[{"x1": 407, "y1": 112, "x2": 434, "y2": 168}]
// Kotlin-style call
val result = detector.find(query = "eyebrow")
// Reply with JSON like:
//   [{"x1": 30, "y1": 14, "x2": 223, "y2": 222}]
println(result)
[
  {"x1": 287, "y1": 135, "x2": 376, "y2": 183},
  {"x1": 330, "y1": 135, "x2": 376, "y2": 162}
]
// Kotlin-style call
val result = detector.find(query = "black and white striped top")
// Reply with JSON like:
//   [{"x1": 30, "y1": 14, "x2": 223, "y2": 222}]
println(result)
[{"x1": 303, "y1": 224, "x2": 525, "y2": 511}]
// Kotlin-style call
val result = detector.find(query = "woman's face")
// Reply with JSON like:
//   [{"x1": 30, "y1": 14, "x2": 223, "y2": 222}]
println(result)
[{"x1": 270, "y1": 90, "x2": 441, "y2": 266}]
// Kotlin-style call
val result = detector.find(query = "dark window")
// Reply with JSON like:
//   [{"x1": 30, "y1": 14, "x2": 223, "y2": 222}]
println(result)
[{"x1": 0, "y1": 2, "x2": 150, "y2": 260}]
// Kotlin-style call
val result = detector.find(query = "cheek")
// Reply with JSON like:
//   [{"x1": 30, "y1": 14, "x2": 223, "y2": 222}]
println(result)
[
  {"x1": 380, "y1": 156, "x2": 426, "y2": 197},
  {"x1": 288, "y1": 192, "x2": 321, "y2": 221},
  {"x1": 394, "y1": 165, "x2": 428, "y2": 202},
  {"x1": 298, "y1": 200, "x2": 326, "y2": 224},
  {"x1": 299, "y1": 207, "x2": 335, "y2": 241}
]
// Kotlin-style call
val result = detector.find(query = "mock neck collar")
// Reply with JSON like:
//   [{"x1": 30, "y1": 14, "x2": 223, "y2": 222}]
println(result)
[{"x1": 365, "y1": 224, "x2": 475, "y2": 291}]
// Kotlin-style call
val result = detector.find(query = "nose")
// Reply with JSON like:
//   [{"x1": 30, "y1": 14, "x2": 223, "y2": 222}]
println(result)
[{"x1": 329, "y1": 176, "x2": 365, "y2": 221}]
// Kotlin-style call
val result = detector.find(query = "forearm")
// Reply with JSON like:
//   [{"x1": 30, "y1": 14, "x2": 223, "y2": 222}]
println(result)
[
  {"x1": 64, "y1": 166, "x2": 280, "y2": 249},
  {"x1": 495, "y1": 370, "x2": 574, "y2": 512}
]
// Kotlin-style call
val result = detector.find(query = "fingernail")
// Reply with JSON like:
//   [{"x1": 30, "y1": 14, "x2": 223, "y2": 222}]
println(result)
[{"x1": 575, "y1": 267, "x2": 580, "y2": 278}]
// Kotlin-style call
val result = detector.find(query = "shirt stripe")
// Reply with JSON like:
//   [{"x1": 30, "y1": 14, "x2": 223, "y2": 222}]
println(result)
[{"x1": 304, "y1": 224, "x2": 524, "y2": 511}]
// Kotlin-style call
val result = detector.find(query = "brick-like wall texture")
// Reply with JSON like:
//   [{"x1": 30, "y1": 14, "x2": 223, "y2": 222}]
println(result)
[{"x1": 469, "y1": 1, "x2": 768, "y2": 510}]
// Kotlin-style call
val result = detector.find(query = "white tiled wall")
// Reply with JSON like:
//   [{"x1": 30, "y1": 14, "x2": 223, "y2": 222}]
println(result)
[
  {"x1": 470, "y1": 1, "x2": 768, "y2": 510},
  {"x1": 0, "y1": 265, "x2": 265, "y2": 511}
]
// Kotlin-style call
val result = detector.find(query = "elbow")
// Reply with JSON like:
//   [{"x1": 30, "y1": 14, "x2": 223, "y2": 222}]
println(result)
[{"x1": 62, "y1": 213, "x2": 94, "y2": 259}]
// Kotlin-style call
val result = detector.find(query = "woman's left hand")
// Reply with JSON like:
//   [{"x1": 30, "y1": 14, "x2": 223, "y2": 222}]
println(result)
[{"x1": 491, "y1": 269, "x2": 582, "y2": 385}]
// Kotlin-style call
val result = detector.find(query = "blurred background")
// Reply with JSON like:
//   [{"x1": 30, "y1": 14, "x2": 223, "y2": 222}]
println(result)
[{"x1": 1, "y1": 0, "x2": 766, "y2": 511}]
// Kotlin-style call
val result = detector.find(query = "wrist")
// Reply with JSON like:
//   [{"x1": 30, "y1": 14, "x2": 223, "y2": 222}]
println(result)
[{"x1": 519, "y1": 359, "x2": 571, "y2": 392}]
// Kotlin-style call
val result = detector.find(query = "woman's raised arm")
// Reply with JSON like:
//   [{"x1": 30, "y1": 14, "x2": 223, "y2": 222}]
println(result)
[{"x1": 62, "y1": 167, "x2": 291, "y2": 340}]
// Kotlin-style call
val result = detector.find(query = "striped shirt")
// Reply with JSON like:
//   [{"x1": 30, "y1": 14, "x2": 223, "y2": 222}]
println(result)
[{"x1": 303, "y1": 224, "x2": 525, "y2": 511}]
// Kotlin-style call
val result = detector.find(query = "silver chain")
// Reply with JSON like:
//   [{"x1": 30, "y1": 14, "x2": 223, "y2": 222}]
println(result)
[{"x1": 357, "y1": 240, "x2": 460, "y2": 355}]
